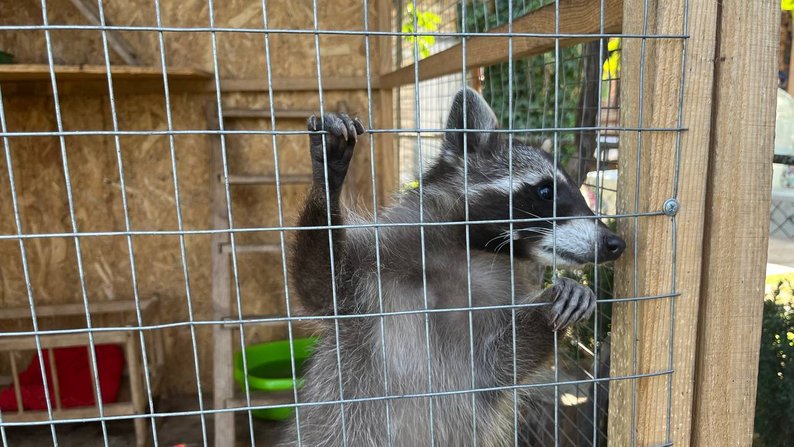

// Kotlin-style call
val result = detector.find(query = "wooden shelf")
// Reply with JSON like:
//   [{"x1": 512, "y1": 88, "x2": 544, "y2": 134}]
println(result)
[
  {"x1": 0, "y1": 64, "x2": 212, "y2": 96},
  {"x1": 0, "y1": 64, "x2": 210, "y2": 82}
]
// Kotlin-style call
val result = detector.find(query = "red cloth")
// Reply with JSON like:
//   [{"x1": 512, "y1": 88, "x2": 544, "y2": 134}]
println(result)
[{"x1": 0, "y1": 344, "x2": 125, "y2": 411}]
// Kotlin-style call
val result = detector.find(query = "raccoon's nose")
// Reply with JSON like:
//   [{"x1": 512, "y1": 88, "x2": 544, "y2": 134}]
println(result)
[{"x1": 604, "y1": 235, "x2": 626, "y2": 260}]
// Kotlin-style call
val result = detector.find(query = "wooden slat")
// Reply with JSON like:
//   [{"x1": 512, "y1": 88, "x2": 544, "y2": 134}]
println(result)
[
  {"x1": 0, "y1": 69, "x2": 368, "y2": 96},
  {"x1": 125, "y1": 331, "x2": 148, "y2": 446},
  {"x1": 608, "y1": 1, "x2": 777, "y2": 446},
  {"x1": 220, "y1": 243, "x2": 281, "y2": 255},
  {"x1": 224, "y1": 174, "x2": 313, "y2": 185},
  {"x1": 606, "y1": 0, "x2": 717, "y2": 445},
  {"x1": 220, "y1": 76, "x2": 373, "y2": 92},
  {"x1": 47, "y1": 349, "x2": 63, "y2": 410},
  {"x1": 0, "y1": 402, "x2": 136, "y2": 422},
  {"x1": 0, "y1": 297, "x2": 156, "y2": 320},
  {"x1": 9, "y1": 352, "x2": 23, "y2": 414},
  {"x1": 379, "y1": 0, "x2": 623, "y2": 88},
  {"x1": 224, "y1": 390, "x2": 294, "y2": 409},
  {"x1": 0, "y1": 64, "x2": 209, "y2": 82},
  {"x1": 220, "y1": 315, "x2": 286, "y2": 329},
  {"x1": 0, "y1": 332, "x2": 129, "y2": 351},
  {"x1": 66, "y1": 0, "x2": 140, "y2": 65},
  {"x1": 207, "y1": 104, "x2": 236, "y2": 447},
  {"x1": 223, "y1": 108, "x2": 315, "y2": 120},
  {"x1": 690, "y1": 1, "x2": 777, "y2": 445}
]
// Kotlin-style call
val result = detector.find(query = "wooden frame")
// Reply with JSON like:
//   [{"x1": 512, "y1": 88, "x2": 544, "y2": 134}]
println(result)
[
  {"x1": 607, "y1": 1, "x2": 776, "y2": 446},
  {"x1": 0, "y1": 297, "x2": 164, "y2": 447},
  {"x1": 379, "y1": 0, "x2": 622, "y2": 88}
]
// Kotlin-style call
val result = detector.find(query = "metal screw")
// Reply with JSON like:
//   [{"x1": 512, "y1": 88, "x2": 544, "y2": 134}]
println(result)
[{"x1": 663, "y1": 198, "x2": 680, "y2": 216}]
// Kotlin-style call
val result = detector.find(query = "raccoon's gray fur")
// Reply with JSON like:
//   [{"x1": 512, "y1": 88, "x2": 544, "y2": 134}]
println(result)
[{"x1": 280, "y1": 88, "x2": 625, "y2": 446}]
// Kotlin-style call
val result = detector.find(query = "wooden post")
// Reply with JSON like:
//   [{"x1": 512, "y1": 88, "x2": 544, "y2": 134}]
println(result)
[
  {"x1": 690, "y1": 1, "x2": 778, "y2": 444},
  {"x1": 376, "y1": 0, "x2": 397, "y2": 205},
  {"x1": 207, "y1": 105, "x2": 235, "y2": 447},
  {"x1": 608, "y1": 1, "x2": 777, "y2": 445},
  {"x1": 126, "y1": 333, "x2": 148, "y2": 447}
]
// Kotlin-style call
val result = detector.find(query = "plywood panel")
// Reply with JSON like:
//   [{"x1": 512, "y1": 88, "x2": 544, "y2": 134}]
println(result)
[{"x1": 0, "y1": 0, "x2": 380, "y2": 395}]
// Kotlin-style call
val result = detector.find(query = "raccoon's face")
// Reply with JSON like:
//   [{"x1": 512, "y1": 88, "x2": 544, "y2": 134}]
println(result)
[{"x1": 438, "y1": 88, "x2": 625, "y2": 267}]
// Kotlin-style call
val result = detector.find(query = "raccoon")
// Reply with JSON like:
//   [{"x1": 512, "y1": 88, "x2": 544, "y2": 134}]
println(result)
[{"x1": 280, "y1": 88, "x2": 625, "y2": 446}]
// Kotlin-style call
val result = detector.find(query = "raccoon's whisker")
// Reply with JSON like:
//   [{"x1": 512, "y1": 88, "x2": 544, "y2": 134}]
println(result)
[
  {"x1": 485, "y1": 231, "x2": 510, "y2": 248},
  {"x1": 515, "y1": 228, "x2": 554, "y2": 235},
  {"x1": 513, "y1": 207, "x2": 552, "y2": 222},
  {"x1": 494, "y1": 231, "x2": 517, "y2": 252}
]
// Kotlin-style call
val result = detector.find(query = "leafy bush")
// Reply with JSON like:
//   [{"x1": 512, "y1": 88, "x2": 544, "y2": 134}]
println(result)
[
  {"x1": 402, "y1": 4, "x2": 442, "y2": 59},
  {"x1": 754, "y1": 278, "x2": 794, "y2": 446},
  {"x1": 460, "y1": 0, "x2": 585, "y2": 167}
]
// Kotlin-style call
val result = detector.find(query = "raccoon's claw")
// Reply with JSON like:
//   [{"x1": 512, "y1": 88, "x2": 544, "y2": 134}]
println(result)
[
  {"x1": 306, "y1": 112, "x2": 366, "y2": 190},
  {"x1": 548, "y1": 277, "x2": 596, "y2": 331}
]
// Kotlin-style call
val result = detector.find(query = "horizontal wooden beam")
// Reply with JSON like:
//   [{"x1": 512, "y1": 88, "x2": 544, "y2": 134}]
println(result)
[
  {"x1": 0, "y1": 297, "x2": 158, "y2": 320},
  {"x1": 224, "y1": 173, "x2": 313, "y2": 185},
  {"x1": 0, "y1": 402, "x2": 136, "y2": 422},
  {"x1": 380, "y1": 0, "x2": 622, "y2": 89},
  {"x1": 0, "y1": 66, "x2": 372, "y2": 95},
  {"x1": 220, "y1": 76, "x2": 374, "y2": 92},
  {"x1": 222, "y1": 108, "x2": 315, "y2": 119},
  {"x1": 0, "y1": 64, "x2": 209, "y2": 82},
  {"x1": 0, "y1": 331, "x2": 130, "y2": 351}
]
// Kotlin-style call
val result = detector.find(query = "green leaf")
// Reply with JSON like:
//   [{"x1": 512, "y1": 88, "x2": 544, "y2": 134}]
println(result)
[{"x1": 402, "y1": 5, "x2": 442, "y2": 61}]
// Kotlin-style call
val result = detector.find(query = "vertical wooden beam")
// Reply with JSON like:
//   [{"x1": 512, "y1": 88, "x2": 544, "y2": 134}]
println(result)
[
  {"x1": 607, "y1": 0, "x2": 718, "y2": 445},
  {"x1": 48, "y1": 348, "x2": 63, "y2": 410},
  {"x1": 691, "y1": 1, "x2": 777, "y2": 445},
  {"x1": 207, "y1": 105, "x2": 235, "y2": 447},
  {"x1": 376, "y1": 0, "x2": 397, "y2": 206},
  {"x1": 126, "y1": 333, "x2": 148, "y2": 447},
  {"x1": 9, "y1": 352, "x2": 23, "y2": 414}
]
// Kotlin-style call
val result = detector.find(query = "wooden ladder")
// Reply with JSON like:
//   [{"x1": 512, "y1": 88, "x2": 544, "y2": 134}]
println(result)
[{"x1": 206, "y1": 102, "x2": 345, "y2": 447}]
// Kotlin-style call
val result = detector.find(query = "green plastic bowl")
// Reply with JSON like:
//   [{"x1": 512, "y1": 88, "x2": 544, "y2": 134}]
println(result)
[{"x1": 233, "y1": 337, "x2": 318, "y2": 420}]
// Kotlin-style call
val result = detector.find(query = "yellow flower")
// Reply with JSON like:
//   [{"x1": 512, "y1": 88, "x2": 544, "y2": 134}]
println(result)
[
  {"x1": 602, "y1": 38, "x2": 621, "y2": 80},
  {"x1": 402, "y1": 180, "x2": 420, "y2": 191}
]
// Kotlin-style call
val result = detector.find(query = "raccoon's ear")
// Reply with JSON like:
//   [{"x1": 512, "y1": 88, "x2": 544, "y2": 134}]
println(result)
[{"x1": 443, "y1": 87, "x2": 499, "y2": 157}]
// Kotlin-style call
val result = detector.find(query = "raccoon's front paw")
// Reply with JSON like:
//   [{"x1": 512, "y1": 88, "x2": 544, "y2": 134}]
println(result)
[
  {"x1": 307, "y1": 113, "x2": 365, "y2": 191},
  {"x1": 547, "y1": 277, "x2": 596, "y2": 331}
]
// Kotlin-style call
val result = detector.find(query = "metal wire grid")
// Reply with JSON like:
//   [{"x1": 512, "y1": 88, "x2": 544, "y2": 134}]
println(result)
[
  {"x1": 0, "y1": 1, "x2": 687, "y2": 446},
  {"x1": 770, "y1": 191, "x2": 794, "y2": 238},
  {"x1": 395, "y1": 11, "x2": 623, "y2": 441}
]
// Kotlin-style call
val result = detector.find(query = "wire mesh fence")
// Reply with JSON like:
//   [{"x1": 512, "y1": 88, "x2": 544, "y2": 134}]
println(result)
[{"x1": 0, "y1": 0, "x2": 697, "y2": 446}]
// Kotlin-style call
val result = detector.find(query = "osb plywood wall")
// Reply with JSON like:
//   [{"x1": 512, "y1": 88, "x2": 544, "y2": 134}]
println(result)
[{"x1": 0, "y1": 0, "x2": 388, "y2": 395}]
